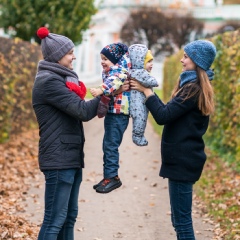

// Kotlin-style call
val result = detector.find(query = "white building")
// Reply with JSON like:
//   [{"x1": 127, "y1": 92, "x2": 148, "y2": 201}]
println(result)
[{"x1": 75, "y1": 0, "x2": 240, "y2": 87}]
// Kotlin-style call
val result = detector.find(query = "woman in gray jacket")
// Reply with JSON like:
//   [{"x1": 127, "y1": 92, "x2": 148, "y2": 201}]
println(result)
[{"x1": 32, "y1": 27, "x2": 100, "y2": 240}]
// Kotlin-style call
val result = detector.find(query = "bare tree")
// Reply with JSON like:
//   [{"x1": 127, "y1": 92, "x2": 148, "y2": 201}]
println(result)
[
  {"x1": 216, "y1": 21, "x2": 240, "y2": 33},
  {"x1": 168, "y1": 13, "x2": 204, "y2": 49},
  {"x1": 120, "y1": 7, "x2": 204, "y2": 55},
  {"x1": 120, "y1": 8, "x2": 169, "y2": 49}
]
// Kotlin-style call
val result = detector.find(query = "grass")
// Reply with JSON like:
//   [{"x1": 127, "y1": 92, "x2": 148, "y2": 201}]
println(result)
[{"x1": 86, "y1": 89, "x2": 94, "y2": 99}]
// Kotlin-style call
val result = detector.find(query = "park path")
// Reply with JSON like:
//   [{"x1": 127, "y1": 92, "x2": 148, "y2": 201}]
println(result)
[{"x1": 25, "y1": 117, "x2": 214, "y2": 240}]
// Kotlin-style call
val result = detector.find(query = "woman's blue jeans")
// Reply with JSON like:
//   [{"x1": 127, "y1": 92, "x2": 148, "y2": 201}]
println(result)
[
  {"x1": 168, "y1": 179, "x2": 195, "y2": 240},
  {"x1": 38, "y1": 168, "x2": 82, "y2": 240},
  {"x1": 103, "y1": 113, "x2": 129, "y2": 178}
]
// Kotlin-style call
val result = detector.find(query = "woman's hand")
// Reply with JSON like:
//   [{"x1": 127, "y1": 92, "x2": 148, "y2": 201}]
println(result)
[{"x1": 130, "y1": 79, "x2": 154, "y2": 97}]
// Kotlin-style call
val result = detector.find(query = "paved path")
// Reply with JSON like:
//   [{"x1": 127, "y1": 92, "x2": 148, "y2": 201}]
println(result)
[{"x1": 25, "y1": 117, "x2": 214, "y2": 240}]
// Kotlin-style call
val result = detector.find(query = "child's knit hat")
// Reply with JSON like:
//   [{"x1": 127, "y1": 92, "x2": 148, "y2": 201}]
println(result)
[
  {"x1": 101, "y1": 43, "x2": 128, "y2": 64},
  {"x1": 184, "y1": 40, "x2": 216, "y2": 71},
  {"x1": 144, "y1": 50, "x2": 153, "y2": 68},
  {"x1": 37, "y1": 27, "x2": 75, "y2": 62}
]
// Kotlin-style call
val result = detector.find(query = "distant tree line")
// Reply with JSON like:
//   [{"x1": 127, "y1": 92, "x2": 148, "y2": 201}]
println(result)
[
  {"x1": 120, "y1": 7, "x2": 240, "y2": 57},
  {"x1": 120, "y1": 8, "x2": 203, "y2": 56}
]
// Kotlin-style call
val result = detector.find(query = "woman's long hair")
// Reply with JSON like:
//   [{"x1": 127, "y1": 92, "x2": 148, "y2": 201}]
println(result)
[{"x1": 171, "y1": 66, "x2": 215, "y2": 116}]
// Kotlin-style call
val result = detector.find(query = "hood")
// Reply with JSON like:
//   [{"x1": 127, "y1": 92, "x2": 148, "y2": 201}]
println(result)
[{"x1": 128, "y1": 44, "x2": 148, "y2": 69}]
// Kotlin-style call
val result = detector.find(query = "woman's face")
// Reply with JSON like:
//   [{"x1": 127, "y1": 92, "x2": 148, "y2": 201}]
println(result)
[
  {"x1": 58, "y1": 48, "x2": 76, "y2": 70},
  {"x1": 180, "y1": 52, "x2": 196, "y2": 72},
  {"x1": 100, "y1": 54, "x2": 114, "y2": 72}
]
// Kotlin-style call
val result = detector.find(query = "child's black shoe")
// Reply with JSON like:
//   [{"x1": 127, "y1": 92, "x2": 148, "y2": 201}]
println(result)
[
  {"x1": 95, "y1": 176, "x2": 122, "y2": 194},
  {"x1": 93, "y1": 179, "x2": 104, "y2": 189}
]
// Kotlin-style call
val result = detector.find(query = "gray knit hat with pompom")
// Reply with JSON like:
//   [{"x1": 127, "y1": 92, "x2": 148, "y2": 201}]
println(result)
[{"x1": 37, "y1": 27, "x2": 74, "y2": 62}]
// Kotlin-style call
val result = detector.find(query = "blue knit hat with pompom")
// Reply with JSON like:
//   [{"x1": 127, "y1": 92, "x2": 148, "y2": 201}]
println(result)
[
  {"x1": 184, "y1": 40, "x2": 216, "y2": 71},
  {"x1": 101, "y1": 43, "x2": 128, "y2": 64}
]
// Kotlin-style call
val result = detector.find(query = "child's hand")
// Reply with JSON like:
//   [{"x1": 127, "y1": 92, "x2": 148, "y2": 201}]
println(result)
[
  {"x1": 122, "y1": 79, "x2": 130, "y2": 91},
  {"x1": 90, "y1": 88, "x2": 103, "y2": 97}
]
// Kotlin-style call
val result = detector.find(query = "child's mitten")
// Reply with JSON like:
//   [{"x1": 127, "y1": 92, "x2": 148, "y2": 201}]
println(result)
[
  {"x1": 97, "y1": 95, "x2": 111, "y2": 118},
  {"x1": 66, "y1": 81, "x2": 87, "y2": 100}
]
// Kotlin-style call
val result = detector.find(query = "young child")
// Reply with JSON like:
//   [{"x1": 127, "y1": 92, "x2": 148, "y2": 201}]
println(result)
[
  {"x1": 130, "y1": 40, "x2": 216, "y2": 239},
  {"x1": 90, "y1": 43, "x2": 131, "y2": 194},
  {"x1": 128, "y1": 44, "x2": 158, "y2": 146}
]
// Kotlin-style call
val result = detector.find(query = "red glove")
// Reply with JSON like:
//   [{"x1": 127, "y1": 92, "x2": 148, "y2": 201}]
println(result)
[
  {"x1": 66, "y1": 81, "x2": 87, "y2": 100},
  {"x1": 97, "y1": 95, "x2": 111, "y2": 118}
]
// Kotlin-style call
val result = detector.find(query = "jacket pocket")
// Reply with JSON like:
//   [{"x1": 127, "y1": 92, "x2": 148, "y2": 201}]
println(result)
[
  {"x1": 161, "y1": 141, "x2": 180, "y2": 165},
  {"x1": 60, "y1": 135, "x2": 83, "y2": 163}
]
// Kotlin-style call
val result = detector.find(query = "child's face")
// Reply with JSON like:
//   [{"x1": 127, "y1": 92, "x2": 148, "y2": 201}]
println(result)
[
  {"x1": 58, "y1": 49, "x2": 76, "y2": 70},
  {"x1": 100, "y1": 54, "x2": 114, "y2": 72},
  {"x1": 145, "y1": 59, "x2": 153, "y2": 73},
  {"x1": 180, "y1": 52, "x2": 196, "y2": 72}
]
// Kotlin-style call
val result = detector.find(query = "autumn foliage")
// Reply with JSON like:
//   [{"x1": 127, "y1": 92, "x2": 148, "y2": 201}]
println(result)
[
  {"x1": 0, "y1": 130, "x2": 39, "y2": 239},
  {"x1": 0, "y1": 37, "x2": 41, "y2": 143}
]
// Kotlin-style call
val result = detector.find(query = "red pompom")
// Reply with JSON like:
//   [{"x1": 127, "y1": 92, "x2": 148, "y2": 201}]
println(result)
[{"x1": 37, "y1": 27, "x2": 49, "y2": 39}]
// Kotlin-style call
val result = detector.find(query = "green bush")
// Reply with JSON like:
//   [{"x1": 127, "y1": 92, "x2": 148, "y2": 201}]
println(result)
[
  {"x1": 162, "y1": 49, "x2": 183, "y2": 102},
  {"x1": 0, "y1": 37, "x2": 41, "y2": 143},
  {"x1": 206, "y1": 30, "x2": 240, "y2": 171}
]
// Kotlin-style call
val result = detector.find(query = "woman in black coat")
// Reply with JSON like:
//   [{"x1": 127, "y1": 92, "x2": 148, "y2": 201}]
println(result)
[
  {"x1": 32, "y1": 27, "x2": 100, "y2": 240},
  {"x1": 130, "y1": 40, "x2": 216, "y2": 240}
]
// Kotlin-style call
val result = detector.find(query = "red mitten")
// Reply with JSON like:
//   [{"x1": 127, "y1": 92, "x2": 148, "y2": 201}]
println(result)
[
  {"x1": 79, "y1": 81, "x2": 87, "y2": 99},
  {"x1": 97, "y1": 95, "x2": 111, "y2": 118},
  {"x1": 66, "y1": 81, "x2": 87, "y2": 100}
]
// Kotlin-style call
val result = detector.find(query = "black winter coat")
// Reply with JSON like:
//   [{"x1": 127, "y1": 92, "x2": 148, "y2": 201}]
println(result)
[
  {"x1": 32, "y1": 70, "x2": 100, "y2": 171},
  {"x1": 145, "y1": 91, "x2": 209, "y2": 182}
]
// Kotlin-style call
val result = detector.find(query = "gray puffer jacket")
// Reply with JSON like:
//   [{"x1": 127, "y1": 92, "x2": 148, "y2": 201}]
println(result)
[
  {"x1": 129, "y1": 44, "x2": 158, "y2": 146},
  {"x1": 32, "y1": 69, "x2": 100, "y2": 171}
]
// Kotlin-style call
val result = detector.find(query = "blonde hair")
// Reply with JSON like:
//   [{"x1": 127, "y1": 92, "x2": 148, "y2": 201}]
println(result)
[{"x1": 171, "y1": 66, "x2": 215, "y2": 116}]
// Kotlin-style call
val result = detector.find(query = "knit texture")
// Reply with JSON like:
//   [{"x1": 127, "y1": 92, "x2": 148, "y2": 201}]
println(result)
[
  {"x1": 38, "y1": 60, "x2": 86, "y2": 99},
  {"x1": 144, "y1": 50, "x2": 153, "y2": 68},
  {"x1": 37, "y1": 60, "x2": 78, "y2": 79},
  {"x1": 100, "y1": 43, "x2": 128, "y2": 64},
  {"x1": 37, "y1": 27, "x2": 74, "y2": 62},
  {"x1": 179, "y1": 69, "x2": 214, "y2": 87},
  {"x1": 184, "y1": 40, "x2": 216, "y2": 71}
]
